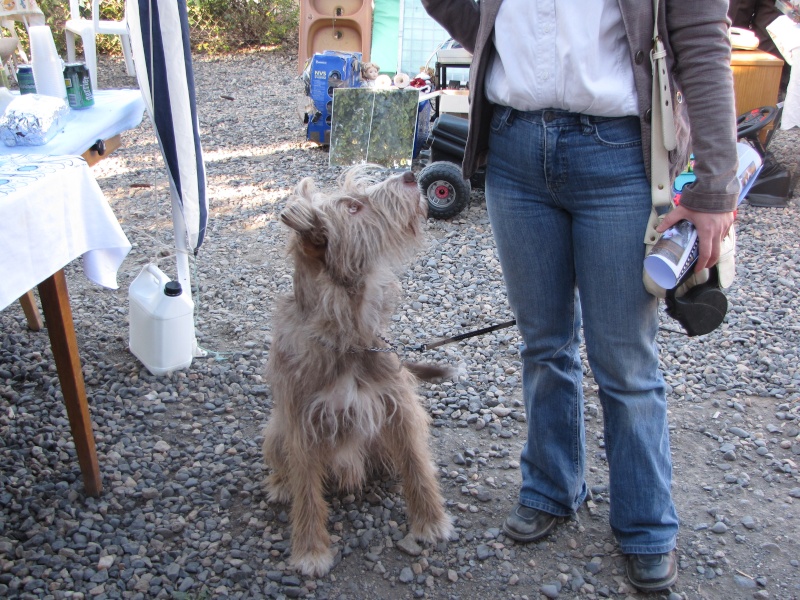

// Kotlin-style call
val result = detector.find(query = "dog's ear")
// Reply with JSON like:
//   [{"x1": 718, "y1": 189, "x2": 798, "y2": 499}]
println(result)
[
  {"x1": 282, "y1": 179, "x2": 321, "y2": 234},
  {"x1": 294, "y1": 176, "x2": 317, "y2": 199},
  {"x1": 281, "y1": 197, "x2": 316, "y2": 233},
  {"x1": 281, "y1": 195, "x2": 327, "y2": 258}
]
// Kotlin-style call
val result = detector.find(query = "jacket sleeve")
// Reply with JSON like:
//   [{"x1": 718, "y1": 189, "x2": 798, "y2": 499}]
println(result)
[
  {"x1": 666, "y1": 0, "x2": 740, "y2": 213},
  {"x1": 420, "y1": 0, "x2": 481, "y2": 53}
]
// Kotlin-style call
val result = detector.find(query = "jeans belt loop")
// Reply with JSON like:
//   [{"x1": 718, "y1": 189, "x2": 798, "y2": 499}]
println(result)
[
  {"x1": 580, "y1": 113, "x2": 593, "y2": 134},
  {"x1": 504, "y1": 106, "x2": 516, "y2": 126}
]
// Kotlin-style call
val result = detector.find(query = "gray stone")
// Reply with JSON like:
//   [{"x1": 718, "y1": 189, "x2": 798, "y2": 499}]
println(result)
[
  {"x1": 476, "y1": 545, "x2": 493, "y2": 560},
  {"x1": 540, "y1": 583, "x2": 561, "y2": 598},
  {"x1": 711, "y1": 522, "x2": 728, "y2": 534},
  {"x1": 396, "y1": 535, "x2": 422, "y2": 557}
]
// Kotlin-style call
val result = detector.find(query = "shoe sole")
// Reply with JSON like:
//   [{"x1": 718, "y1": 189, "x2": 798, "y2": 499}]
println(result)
[
  {"x1": 501, "y1": 517, "x2": 556, "y2": 543},
  {"x1": 626, "y1": 567, "x2": 678, "y2": 592}
]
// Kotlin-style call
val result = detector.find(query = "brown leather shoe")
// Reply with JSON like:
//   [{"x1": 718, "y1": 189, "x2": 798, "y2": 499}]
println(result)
[
  {"x1": 626, "y1": 551, "x2": 678, "y2": 592},
  {"x1": 502, "y1": 503, "x2": 557, "y2": 543}
]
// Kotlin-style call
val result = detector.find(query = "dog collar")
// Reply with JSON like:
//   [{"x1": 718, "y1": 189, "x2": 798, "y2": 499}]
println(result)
[
  {"x1": 348, "y1": 334, "x2": 398, "y2": 354},
  {"x1": 310, "y1": 334, "x2": 399, "y2": 354}
]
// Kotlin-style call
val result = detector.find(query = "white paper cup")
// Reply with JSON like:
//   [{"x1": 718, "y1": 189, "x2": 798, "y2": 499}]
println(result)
[{"x1": 29, "y1": 26, "x2": 67, "y2": 101}]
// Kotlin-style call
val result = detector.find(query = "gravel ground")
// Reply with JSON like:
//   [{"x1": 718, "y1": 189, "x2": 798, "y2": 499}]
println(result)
[{"x1": 1, "y1": 49, "x2": 799, "y2": 600}]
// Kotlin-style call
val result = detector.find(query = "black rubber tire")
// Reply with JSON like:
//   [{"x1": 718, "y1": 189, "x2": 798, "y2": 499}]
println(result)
[{"x1": 418, "y1": 161, "x2": 471, "y2": 219}]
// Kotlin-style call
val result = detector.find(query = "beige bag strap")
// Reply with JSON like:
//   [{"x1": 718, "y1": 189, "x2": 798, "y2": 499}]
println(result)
[{"x1": 644, "y1": 0, "x2": 677, "y2": 245}]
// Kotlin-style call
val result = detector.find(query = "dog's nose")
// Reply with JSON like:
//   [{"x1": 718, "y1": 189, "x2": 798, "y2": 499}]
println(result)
[{"x1": 402, "y1": 171, "x2": 416, "y2": 184}]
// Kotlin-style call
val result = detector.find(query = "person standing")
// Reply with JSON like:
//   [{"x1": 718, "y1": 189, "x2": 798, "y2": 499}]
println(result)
[
  {"x1": 728, "y1": 0, "x2": 791, "y2": 96},
  {"x1": 421, "y1": 0, "x2": 738, "y2": 592}
]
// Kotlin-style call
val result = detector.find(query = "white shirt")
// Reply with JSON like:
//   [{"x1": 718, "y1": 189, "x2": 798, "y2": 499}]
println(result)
[{"x1": 485, "y1": 0, "x2": 639, "y2": 117}]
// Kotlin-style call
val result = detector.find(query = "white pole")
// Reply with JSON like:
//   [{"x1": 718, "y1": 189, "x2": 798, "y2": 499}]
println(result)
[
  {"x1": 397, "y1": 0, "x2": 405, "y2": 75},
  {"x1": 170, "y1": 195, "x2": 205, "y2": 358}
]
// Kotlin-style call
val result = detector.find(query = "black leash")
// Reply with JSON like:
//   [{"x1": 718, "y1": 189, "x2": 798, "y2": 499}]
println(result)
[
  {"x1": 421, "y1": 319, "x2": 518, "y2": 350},
  {"x1": 419, "y1": 318, "x2": 690, "y2": 351}
]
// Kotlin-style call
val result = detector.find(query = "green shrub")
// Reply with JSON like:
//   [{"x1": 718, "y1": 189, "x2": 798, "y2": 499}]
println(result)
[
  {"x1": 15, "y1": 0, "x2": 298, "y2": 57},
  {"x1": 30, "y1": 0, "x2": 124, "y2": 56},
  {"x1": 188, "y1": 0, "x2": 299, "y2": 53}
]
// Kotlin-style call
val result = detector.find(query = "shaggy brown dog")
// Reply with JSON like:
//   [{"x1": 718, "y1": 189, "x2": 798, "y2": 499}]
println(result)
[{"x1": 262, "y1": 165, "x2": 455, "y2": 577}]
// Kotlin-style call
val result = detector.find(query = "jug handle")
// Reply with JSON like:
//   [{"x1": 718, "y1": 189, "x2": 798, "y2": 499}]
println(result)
[{"x1": 144, "y1": 264, "x2": 171, "y2": 288}]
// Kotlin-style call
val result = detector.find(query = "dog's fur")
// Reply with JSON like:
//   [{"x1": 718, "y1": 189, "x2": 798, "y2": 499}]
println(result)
[{"x1": 262, "y1": 165, "x2": 455, "y2": 577}]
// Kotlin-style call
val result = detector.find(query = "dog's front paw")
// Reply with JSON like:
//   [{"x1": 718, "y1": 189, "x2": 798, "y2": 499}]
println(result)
[
  {"x1": 264, "y1": 472, "x2": 292, "y2": 504},
  {"x1": 412, "y1": 513, "x2": 454, "y2": 544},
  {"x1": 290, "y1": 547, "x2": 335, "y2": 578}
]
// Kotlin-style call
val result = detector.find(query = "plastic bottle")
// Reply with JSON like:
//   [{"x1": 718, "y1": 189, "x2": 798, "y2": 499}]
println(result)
[{"x1": 129, "y1": 264, "x2": 195, "y2": 375}]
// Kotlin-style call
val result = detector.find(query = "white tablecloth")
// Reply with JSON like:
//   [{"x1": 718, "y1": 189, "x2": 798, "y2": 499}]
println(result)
[
  {"x1": 0, "y1": 89, "x2": 146, "y2": 156},
  {"x1": 0, "y1": 154, "x2": 131, "y2": 310}
]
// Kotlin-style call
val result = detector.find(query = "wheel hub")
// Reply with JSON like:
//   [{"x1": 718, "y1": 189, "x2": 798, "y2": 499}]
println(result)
[{"x1": 428, "y1": 180, "x2": 454, "y2": 207}]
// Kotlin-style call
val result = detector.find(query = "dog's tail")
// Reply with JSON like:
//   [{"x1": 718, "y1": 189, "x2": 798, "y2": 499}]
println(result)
[{"x1": 403, "y1": 361, "x2": 465, "y2": 383}]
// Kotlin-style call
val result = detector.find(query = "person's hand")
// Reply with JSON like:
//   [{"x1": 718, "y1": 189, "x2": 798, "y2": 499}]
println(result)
[{"x1": 657, "y1": 205, "x2": 735, "y2": 272}]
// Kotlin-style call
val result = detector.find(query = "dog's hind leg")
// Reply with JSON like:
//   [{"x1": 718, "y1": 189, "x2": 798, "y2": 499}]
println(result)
[
  {"x1": 385, "y1": 393, "x2": 454, "y2": 544},
  {"x1": 286, "y1": 443, "x2": 335, "y2": 577}
]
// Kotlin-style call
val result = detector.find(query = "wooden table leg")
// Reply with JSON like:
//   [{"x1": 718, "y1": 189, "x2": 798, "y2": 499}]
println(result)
[
  {"x1": 82, "y1": 134, "x2": 122, "y2": 167},
  {"x1": 19, "y1": 290, "x2": 43, "y2": 331},
  {"x1": 37, "y1": 270, "x2": 102, "y2": 497}
]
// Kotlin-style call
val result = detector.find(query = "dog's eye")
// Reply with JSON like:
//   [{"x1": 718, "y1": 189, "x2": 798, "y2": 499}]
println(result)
[{"x1": 344, "y1": 198, "x2": 364, "y2": 214}]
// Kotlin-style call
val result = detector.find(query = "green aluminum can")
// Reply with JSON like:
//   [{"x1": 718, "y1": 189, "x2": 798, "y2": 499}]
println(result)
[
  {"x1": 17, "y1": 65, "x2": 36, "y2": 94},
  {"x1": 64, "y1": 62, "x2": 94, "y2": 109}
]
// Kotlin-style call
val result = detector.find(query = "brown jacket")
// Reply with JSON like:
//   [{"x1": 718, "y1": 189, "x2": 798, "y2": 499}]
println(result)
[{"x1": 421, "y1": 0, "x2": 740, "y2": 213}]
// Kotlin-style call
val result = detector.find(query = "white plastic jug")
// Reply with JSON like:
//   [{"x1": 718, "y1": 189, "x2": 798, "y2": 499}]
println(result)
[{"x1": 129, "y1": 264, "x2": 194, "y2": 375}]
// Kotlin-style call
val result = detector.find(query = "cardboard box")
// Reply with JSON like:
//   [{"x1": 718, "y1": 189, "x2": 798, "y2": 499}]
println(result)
[
  {"x1": 438, "y1": 90, "x2": 469, "y2": 117},
  {"x1": 436, "y1": 48, "x2": 472, "y2": 64}
]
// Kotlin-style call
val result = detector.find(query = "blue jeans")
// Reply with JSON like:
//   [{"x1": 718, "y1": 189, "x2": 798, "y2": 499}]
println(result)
[{"x1": 485, "y1": 107, "x2": 678, "y2": 554}]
